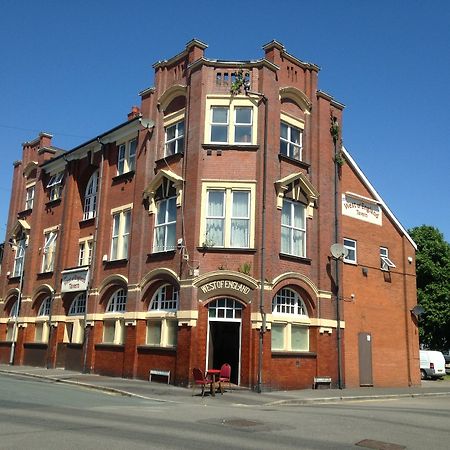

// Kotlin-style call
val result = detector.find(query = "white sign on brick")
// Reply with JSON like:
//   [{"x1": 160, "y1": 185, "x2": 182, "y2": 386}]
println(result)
[{"x1": 342, "y1": 194, "x2": 382, "y2": 225}]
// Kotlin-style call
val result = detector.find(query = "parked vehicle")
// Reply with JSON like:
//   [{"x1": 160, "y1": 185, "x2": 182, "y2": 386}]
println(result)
[
  {"x1": 442, "y1": 350, "x2": 450, "y2": 374},
  {"x1": 419, "y1": 350, "x2": 446, "y2": 379}
]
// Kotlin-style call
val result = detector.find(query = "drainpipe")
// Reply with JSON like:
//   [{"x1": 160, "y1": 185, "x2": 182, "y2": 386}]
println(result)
[
  {"x1": 82, "y1": 141, "x2": 105, "y2": 373},
  {"x1": 9, "y1": 237, "x2": 27, "y2": 365},
  {"x1": 331, "y1": 114, "x2": 343, "y2": 389},
  {"x1": 245, "y1": 85, "x2": 268, "y2": 393}
]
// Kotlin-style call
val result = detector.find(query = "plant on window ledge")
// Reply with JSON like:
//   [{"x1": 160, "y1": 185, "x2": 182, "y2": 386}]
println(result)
[
  {"x1": 201, "y1": 237, "x2": 215, "y2": 250},
  {"x1": 238, "y1": 262, "x2": 251, "y2": 275},
  {"x1": 230, "y1": 69, "x2": 245, "y2": 95}
]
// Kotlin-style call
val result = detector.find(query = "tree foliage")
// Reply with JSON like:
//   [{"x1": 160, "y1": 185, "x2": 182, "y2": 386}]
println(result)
[{"x1": 409, "y1": 225, "x2": 450, "y2": 350}]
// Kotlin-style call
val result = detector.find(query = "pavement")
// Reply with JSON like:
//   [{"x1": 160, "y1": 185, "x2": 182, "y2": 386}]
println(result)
[{"x1": 1, "y1": 364, "x2": 450, "y2": 406}]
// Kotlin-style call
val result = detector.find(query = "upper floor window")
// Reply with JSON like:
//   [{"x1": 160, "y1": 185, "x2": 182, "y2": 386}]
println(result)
[
  {"x1": 205, "y1": 97, "x2": 257, "y2": 146},
  {"x1": 281, "y1": 199, "x2": 306, "y2": 257},
  {"x1": 41, "y1": 230, "x2": 57, "y2": 273},
  {"x1": 46, "y1": 172, "x2": 64, "y2": 201},
  {"x1": 149, "y1": 284, "x2": 179, "y2": 311},
  {"x1": 12, "y1": 238, "x2": 26, "y2": 277},
  {"x1": 38, "y1": 296, "x2": 52, "y2": 316},
  {"x1": 165, "y1": 120, "x2": 184, "y2": 156},
  {"x1": 380, "y1": 247, "x2": 396, "y2": 271},
  {"x1": 117, "y1": 138, "x2": 137, "y2": 175},
  {"x1": 343, "y1": 238, "x2": 357, "y2": 264},
  {"x1": 280, "y1": 121, "x2": 303, "y2": 160},
  {"x1": 205, "y1": 189, "x2": 250, "y2": 248},
  {"x1": 69, "y1": 292, "x2": 86, "y2": 315},
  {"x1": 272, "y1": 288, "x2": 307, "y2": 316},
  {"x1": 111, "y1": 208, "x2": 131, "y2": 260},
  {"x1": 78, "y1": 239, "x2": 93, "y2": 266},
  {"x1": 106, "y1": 288, "x2": 127, "y2": 313},
  {"x1": 153, "y1": 179, "x2": 176, "y2": 253},
  {"x1": 83, "y1": 171, "x2": 99, "y2": 220},
  {"x1": 25, "y1": 186, "x2": 34, "y2": 210}
]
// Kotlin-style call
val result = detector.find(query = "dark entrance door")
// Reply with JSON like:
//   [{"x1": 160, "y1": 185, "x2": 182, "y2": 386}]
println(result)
[
  {"x1": 358, "y1": 332, "x2": 373, "y2": 386},
  {"x1": 209, "y1": 321, "x2": 240, "y2": 384}
]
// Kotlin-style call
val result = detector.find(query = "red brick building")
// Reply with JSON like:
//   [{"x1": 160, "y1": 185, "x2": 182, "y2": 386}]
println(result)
[{"x1": 0, "y1": 40, "x2": 420, "y2": 389}]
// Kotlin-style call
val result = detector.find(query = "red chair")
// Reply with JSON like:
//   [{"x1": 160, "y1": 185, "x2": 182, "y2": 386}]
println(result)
[
  {"x1": 219, "y1": 363, "x2": 231, "y2": 394},
  {"x1": 192, "y1": 368, "x2": 212, "y2": 397}
]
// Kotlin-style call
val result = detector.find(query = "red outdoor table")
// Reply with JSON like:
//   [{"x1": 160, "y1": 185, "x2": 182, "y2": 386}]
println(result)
[{"x1": 206, "y1": 369, "x2": 221, "y2": 396}]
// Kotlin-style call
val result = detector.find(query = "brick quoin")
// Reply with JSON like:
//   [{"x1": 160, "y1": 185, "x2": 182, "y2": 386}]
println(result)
[{"x1": 0, "y1": 39, "x2": 419, "y2": 390}]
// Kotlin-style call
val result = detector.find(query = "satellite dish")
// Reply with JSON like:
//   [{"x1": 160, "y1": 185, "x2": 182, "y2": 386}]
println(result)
[
  {"x1": 330, "y1": 243, "x2": 348, "y2": 259},
  {"x1": 411, "y1": 305, "x2": 424, "y2": 317},
  {"x1": 139, "y1": 118, "x2": 155, "y2": 129}
]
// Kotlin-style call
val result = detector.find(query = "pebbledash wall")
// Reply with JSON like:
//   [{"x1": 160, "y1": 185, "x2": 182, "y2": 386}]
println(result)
[{"x1": 0, "y1": 40, "x2": 420, "y2": 390}]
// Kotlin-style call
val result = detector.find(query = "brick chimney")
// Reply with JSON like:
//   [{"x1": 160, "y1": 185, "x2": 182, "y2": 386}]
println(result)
[{"x1": 127, "y1": 106, "x2": 140, "y2": 121}]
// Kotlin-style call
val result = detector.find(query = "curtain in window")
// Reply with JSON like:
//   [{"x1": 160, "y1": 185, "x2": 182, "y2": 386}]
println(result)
[
  {"x1": 281, "y1": 200, "x2": 291, "y2": 254},
  {"x1": 231, "y1": 191, "x2": 249, "y2": 247},
  {"x1": 122, "y1": 210, "x2": 131, "y2": 257},
  {"x1": 206, "y1": 191, "x2": 224, "y2": 245},
  {"x1": 111, "y1": 214, "x2": 120, "y2": 259}
]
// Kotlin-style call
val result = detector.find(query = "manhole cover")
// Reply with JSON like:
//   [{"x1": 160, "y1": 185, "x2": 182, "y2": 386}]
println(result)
[
  {"x1": 355, "y1": 439, "x2": 406, "y2": 450},
  {"x1": 221, "y1": 418, "x2": 261, "y2": 428}
]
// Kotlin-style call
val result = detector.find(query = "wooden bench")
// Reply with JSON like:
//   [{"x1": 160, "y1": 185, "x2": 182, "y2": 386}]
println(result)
[
  {"x1": 313, "y1": 376, "x2": 332, "y2": 389},
  {"x1": 149, "y1": 369, "x2": 171, "y2": 384}
]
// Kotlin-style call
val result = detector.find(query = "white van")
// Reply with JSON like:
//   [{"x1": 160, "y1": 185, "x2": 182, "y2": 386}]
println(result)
[{"x1": 420, "y1": 350, "x2": 446, "y2": 379}]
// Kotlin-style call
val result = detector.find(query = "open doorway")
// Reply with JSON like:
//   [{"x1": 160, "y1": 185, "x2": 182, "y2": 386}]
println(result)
[{"x1": 207, "y1": 298, "x2": 243, "y2": 385}]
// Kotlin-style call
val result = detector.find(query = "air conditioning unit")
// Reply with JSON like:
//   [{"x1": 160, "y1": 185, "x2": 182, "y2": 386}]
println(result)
[
  {"x1": 6, "y1": 271, "x2": 11, "y2": 277},
  {"x1": 102, "y1": 254, "x2": 108, "y2": 262}
]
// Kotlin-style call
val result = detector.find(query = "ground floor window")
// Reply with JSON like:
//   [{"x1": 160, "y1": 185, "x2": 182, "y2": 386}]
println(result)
[
  {"x1": 103, "y1": 319, "x2": 124, "y2": 344},
  {"x1": 35, "y1": 321, "x2": 49, "y2": 343},
  {"x1": 271, "y1": 323, "x2": 309, "y2": 352},
  {"x1": 146, "y1": 319, "x2": 178, "y2": 347},
  {"x1": 65, "y1": 319, "x2": 85, "y2": 344}
]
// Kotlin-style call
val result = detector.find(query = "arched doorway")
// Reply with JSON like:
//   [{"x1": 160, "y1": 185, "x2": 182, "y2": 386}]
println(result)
[{"x1": 206, "y1": 298, "x2": 243, "y2": 385}]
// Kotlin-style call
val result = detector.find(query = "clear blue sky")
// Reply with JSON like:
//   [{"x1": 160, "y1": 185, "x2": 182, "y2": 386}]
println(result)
[{"x1": 1, "y1": 1, "x2": 449, "y2": 242}]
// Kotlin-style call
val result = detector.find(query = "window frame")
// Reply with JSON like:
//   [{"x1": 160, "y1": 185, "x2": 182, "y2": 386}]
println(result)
[
  {"x1": 149, "y1": 284, "x2": 179, "y2": 312},
  {"x1": 83, "y1": 171, "x2": 99, "y2": 220},
  {"x1": 46, "y1": 172, "x2": 64, "y2": 201},
  {"x1": 343, "y1": 238, "x2": 357, "y2": 264},
  {"x1": 380, "y1": 246, "x2": 396, "y2": 271},
  {"x1": 78, "y1": 238, "x2": 93, "y2": 266},
  {"x1": 106, "y1": 288, "x2": 127, "y2": 313},
  {"x1": 110, "y1": 208, "x2": 132, "y2": 261},
  {"x1": 281, "y1": 198, "x2": 306, "y2": 257},
  {"x1": 117, "y1": 138, "x2": 137, "y2": 175},
  {"x1": 205, "y1": 96, "x2": 258, "y2": 146},
  {"x1": 69, "y1": 292, "x2": 86, "y2": 316},
  {"x1": 25, "y1": 185, "x2": 35, "y2": 210},
  {"x1": 146, "y1": 319, "x2": 178, "y2": 348},
  {"x1": 280, "y1": 120, "x2": 303, "y2": 161},
  {"x1": 38, "y1": 296, "x2": 52, "y2": 317},
  {"x1": 12, "y1": 238, "x2": 26, "y2": 277},
  {"x1": 164, "y1": 120, "x2": 185, "y2": 156},
  {"x1": 203, "y1": 186, "x2": 252, "y2": 248},
  {"x1": 41, "y1": 230, "x2": 57, "y2": 273},
  {"x1": 153, "y1": 196, "x2": 177, "y2": 253}
]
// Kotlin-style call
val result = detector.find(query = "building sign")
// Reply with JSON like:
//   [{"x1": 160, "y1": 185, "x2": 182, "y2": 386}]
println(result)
[
  {"x1": 198, "y1": 279, "x2": 253, "y2": 302},
  {"x1": 342, "y1": 194, "x2": 382, "y2": 226},
  {"x1": 61, "y1": 268, "x2": 90, "y2": 293}
]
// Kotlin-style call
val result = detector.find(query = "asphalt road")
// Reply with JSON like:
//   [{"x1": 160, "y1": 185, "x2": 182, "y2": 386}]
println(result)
[{"x1": 0, "y1": 373, "x2": 449, "y2": 449}]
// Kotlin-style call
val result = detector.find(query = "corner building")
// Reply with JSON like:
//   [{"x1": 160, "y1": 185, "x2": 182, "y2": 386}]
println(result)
[{"x1": 0, "y1": 40, "x2": 420, "y2": 389}]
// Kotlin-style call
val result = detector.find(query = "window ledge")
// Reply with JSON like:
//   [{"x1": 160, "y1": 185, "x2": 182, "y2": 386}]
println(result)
[
  {"x1": 37, "y1": 271, "x2": 54, "y2": 278},
  {"x1": 7, "y1": 275, "x2": 21, "y2": 282},
  {"x1": 278, "y1": 153, "x2": 310, "y2": 171},
  {"x1": 271, "y1": 351, "x2": 317, "y2": 358},
  {"x1": 79, "y1": 217, "x2": 95, "y2": 227},
  {"x1": 147, "y1": 250, "x2": 176, "y2": 261},
  {"x1": 279, "y1": 253, "x2": 311, "y2": 264},
  {"x1": 95, "y1": 343, "x2": 125, "y2": 350},
  {"x1": 45, "y1": 198, "x2": 62, "y2": 207},
  {"x1": 202, "y1": 143, "x2": 259, "y2": 151},
  {"x1": 137, "y1": 345, "x2": 177, "y2": 354},
  {"x1": 197, "y1": 246, "x2": 257, "y2": 254},
  {"x1": 23, "y1": 342, "x2": 48, "y2": 349},
  {"x1": 343, "y1": 260, "x2": 358, "y2": 266},
  {"x1": 155, "y1": 153, "x2": 184, "y2": 168},
  {"x1": 112, "y1": 170, "x2": 135, "y2": 184},
  {"x1": 17, "y1": 208, "x2": 32, "y2": 217},
  {"x1": 104, "y1": 258, "x2": 128, "y2": 267}
]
